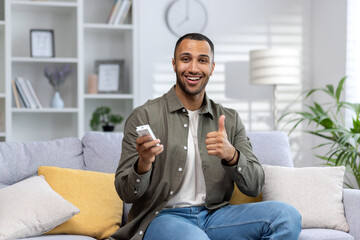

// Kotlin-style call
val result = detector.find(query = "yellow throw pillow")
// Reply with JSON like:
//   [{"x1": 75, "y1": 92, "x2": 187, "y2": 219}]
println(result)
[
  {"x1": 38, "y1": 166, "x2": 123, "y2": 239},
  {"x1": 230, "y1": 183, "x2": 262, "y2": 205}
]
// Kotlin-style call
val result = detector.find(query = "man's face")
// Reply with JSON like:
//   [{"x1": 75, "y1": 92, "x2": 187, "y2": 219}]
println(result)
[{"x1": 172, "y1": 39, "x2": 215, "y2": 97}]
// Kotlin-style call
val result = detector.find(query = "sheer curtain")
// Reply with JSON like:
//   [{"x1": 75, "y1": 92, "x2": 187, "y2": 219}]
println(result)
[{"x1": 346, "y1": 0, "x2": 360, "y2": 104}]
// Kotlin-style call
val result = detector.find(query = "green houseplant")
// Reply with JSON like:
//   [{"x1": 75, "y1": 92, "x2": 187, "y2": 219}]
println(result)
[
  {"x1": 90, "y1": 106, "x2": 123, "y2": 132},
  {"x1": 280, "y1": 77, "x2": 360, "y2": 188}
]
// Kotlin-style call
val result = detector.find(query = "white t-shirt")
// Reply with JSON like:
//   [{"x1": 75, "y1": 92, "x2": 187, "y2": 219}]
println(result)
[{"x1": 165, "y1": 109, "x2": 206, "y2": 208}]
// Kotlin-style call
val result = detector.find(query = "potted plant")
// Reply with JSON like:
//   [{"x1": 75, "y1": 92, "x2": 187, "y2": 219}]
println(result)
[
  {"x1": 90, "y1": 106, "x2": 123, "y2": 132},
  {"x1": 280, "y1": 77, "x2": 360, "y2": 188}
]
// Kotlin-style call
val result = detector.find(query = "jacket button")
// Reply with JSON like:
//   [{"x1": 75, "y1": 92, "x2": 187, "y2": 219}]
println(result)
[
  {"x1": 139, "y1": 231, "x2": 143, "y2": 235},
  {"x1": 184, "y1": 124, "x2": 188, "y2": 128},
  {"x1": 155, "y1": 211, "x2": 159, "y2": 215},
  {"x1": 238, "y1": 167, "x2": 242, "y2": 172},
  {"x1": 184, "y1": 146, "x2": 187, "y2": 150},
  {"x1": 182, "y1": 109, "x2": 186, "y2": 112},
  {"x1": 178, "y1": 167, "x2": 183, "y2": 172},
  {"x1": 136, "y1": 178, "x2": 141, "y2": 183},
  {"x1": 170, "y1": 191, "x2": 174, "y2": 195}
]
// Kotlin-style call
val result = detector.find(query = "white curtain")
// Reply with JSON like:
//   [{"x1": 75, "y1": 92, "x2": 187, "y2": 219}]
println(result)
[{"x1": 346, "y1": 0, "x2": 360, "y2": 104}]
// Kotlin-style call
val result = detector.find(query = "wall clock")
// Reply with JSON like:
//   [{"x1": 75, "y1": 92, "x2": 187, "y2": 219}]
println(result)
[{"x1": 165, "y1": 0, "x2": 208, "y2": 37}]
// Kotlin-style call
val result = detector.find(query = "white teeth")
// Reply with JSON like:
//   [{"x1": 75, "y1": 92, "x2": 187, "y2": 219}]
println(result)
[{"x1": 187, "y1": 77, "x2": 200, "y2": 80}]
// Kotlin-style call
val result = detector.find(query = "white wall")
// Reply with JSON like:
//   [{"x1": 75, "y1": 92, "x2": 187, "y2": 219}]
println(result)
[
  {"x1": 136, "y1": 0, "x2": 348, "y2": 168},
  {"x1": 299, "y1": 0, "x2": 347, "y2": 167}
]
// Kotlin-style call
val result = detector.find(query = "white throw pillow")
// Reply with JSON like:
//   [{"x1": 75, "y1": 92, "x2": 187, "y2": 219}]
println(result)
[
  {"x1": 0, "y1": 176, "x2": 80, "y2": 240},
  {"x1": 262, "y1": 165, "x2": 349, "y2": 232}
]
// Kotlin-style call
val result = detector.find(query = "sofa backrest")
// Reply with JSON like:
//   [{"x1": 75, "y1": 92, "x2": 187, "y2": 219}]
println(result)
[
  {"x1": 0, "y1": 137, "x2": 84, "y2": 189},
  {"x1": 248, "y1": 131, "x2": 294, "y2": 167},
  {"x1": 82, "y1": 131, "x2": 123, "y2": 173},
  {"x1": 79, "y1": 131, "x2": 294, "y2": 175}
]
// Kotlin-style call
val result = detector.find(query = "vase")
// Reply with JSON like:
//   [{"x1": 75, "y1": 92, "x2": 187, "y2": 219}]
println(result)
[{"x1": 51, "y1": 91, "x2": 64, "y2": 109}]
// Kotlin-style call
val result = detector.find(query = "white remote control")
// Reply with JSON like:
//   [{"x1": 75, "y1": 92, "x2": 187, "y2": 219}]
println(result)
[{"x1": 136, "y1": 125, "x2": 159, "y2": 146}]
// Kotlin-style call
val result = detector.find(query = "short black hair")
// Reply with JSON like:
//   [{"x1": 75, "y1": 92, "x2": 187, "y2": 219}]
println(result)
[{"x1": 174, "y1": 33, "x2": 214, "y2": 62}]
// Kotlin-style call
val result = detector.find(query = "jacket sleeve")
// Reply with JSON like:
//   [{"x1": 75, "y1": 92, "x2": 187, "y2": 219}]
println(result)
[
  {"x1": 222, "y1": 112, "x2": 264, "y2": 197},
  {"x1": 114, "y1": 109, "x2": 153, "y2": 203}
]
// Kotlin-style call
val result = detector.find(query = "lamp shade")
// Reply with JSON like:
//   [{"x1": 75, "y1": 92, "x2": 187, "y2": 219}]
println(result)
[{"x1": 249, "y1": 48, "x2": 301, "y2": 85}]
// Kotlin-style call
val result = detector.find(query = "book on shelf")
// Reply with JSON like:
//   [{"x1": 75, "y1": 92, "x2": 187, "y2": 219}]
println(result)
[
  {"x1": 14, "y1": 78, "x2": 30, "y2": 108},
  {"x1": 107, "y1": 0, "x2": 121, "y2": 24},
  {"x1": 17, "y1": 77, "x2": 37, "y2": 109},
  {"x1": 13, "y1": 77, "x2": 43, "y2": 109},
  {"x1": 25, "y1": 79, "x2": 43, "y2": 109},
  {"x1": 107, "y1": 0, "x2": 120, "y2": 24},
  {"x1": 11, "y1": 79, "x2": 21, "y2": 108},
  {"x1": 113, "y1": 0, "x2": 132, "y2": 25}
]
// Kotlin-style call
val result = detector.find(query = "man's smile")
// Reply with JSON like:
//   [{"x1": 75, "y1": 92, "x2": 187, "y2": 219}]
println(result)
[{"x1": 184, "y1": 75, "x2": 203, "y2": 84}]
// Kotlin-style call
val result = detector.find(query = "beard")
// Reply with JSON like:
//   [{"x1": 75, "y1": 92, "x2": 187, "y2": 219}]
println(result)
[{"x1": 175, "y1": 71, "x2": 209, "y2": 96}]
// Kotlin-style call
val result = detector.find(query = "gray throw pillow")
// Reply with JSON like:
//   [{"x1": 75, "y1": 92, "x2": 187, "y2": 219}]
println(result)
[{"x1": 0, "y1": 176, "x2": 80, "y2": 240}]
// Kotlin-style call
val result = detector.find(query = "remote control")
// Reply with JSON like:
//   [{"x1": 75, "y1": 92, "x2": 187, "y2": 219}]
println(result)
[{"x1": 136, "y1": 125, "x2": 159, "y2": 146}]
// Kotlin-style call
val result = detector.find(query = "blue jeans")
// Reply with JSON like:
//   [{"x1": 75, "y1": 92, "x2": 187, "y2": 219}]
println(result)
[{"x1": 144, "y1": 201, "x2": 301, "y2": 240}]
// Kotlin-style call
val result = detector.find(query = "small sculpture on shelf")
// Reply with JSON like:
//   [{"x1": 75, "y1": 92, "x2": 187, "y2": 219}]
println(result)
[
  {"x1": 90, "y1": 106, "x2": 123, "y2": 132},
  {"x1": 44, "y1": 64, "x2": 72, "y2": 108}
]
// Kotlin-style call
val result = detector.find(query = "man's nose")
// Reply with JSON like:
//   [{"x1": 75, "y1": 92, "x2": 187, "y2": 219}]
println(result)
[{"x1": 188, "y1": 61, "x2": 199, "y2": 73}]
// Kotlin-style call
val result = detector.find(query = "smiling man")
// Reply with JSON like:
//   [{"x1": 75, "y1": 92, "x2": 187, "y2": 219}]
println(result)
[{"x1": 111, "y1": 33, "x2": 301, "y2": 240}]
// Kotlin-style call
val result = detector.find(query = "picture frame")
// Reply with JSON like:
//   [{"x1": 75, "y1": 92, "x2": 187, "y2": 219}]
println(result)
[
  {"x1": 95, "y1": 59, "x2": 125, "y2": 93},
  {"x1": 30, "y1": 29, "x2": 55, "y2": 58}
]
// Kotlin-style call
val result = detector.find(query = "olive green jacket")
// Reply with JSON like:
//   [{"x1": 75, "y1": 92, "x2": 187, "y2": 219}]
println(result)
[{"x1": 111, "y1": 86, "x2": 264, "y2": 240}]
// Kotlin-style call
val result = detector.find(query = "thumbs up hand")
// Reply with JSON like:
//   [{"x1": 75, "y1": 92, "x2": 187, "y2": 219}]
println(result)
[{"x1": 205, "y1": 115, "x2": 237, "y2": 162}]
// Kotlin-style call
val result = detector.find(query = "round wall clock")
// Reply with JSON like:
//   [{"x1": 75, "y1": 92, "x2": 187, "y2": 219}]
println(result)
[{"x1": 165, "y1": 0, "x2": 208, "y2": 37}]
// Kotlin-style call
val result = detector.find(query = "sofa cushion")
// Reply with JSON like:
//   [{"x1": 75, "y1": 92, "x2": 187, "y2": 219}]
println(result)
[
  {"x1": 0, "y1": 176, "x2": 79, "y2": 240},
  {"x1": 248, "y1": 131, "x2": 294, "y2": 167},
  {"x1": 230, "y1": 183, "x2": 262, "y2": 205},
  {"x1": 82, "y1": 131, "x2": 123, "y2": 173},
  {"x1": 299, "y1": 229, "x2": 354, "y2": 240},
  {"x1": 0, "y1": 137, "x2": 84, "y2": 187},
  {"x1": 262, "y1": 165, "x2": 349, "y2": 232},
  {"x1": 38, "y1": 166, "x2": 123, "y2": 239}
]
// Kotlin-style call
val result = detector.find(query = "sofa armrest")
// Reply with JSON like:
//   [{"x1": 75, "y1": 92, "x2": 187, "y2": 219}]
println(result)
[{"x1": 343, "y1": 188, "x2": 360, "y2": 239}]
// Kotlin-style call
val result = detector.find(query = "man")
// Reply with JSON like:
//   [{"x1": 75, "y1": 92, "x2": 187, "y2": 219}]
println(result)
[{"x1": 111, "y1": 33, "x2": 301, "y2": 240}]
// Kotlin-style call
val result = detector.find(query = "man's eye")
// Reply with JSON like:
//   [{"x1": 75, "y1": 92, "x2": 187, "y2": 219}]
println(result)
[
  {"x1": 182, "y1": 58, "x2": 190, "y2": 62},
  {"x1": 200, "y1": 59, "x2": 208, "y2": 63}
]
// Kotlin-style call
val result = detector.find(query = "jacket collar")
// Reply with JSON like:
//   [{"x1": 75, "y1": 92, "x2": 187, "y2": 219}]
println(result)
[{"x1": 165, "y1": 85, "x2": 214, "y2": 119}]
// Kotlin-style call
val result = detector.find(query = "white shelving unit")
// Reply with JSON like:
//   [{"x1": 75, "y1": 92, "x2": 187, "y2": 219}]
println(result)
[
  {"x1": 0, "y1": 0, "x2": 6, "y2": 141},
  {"x1": 82, "y1": 0, "x2": 136, "y2": 135},
  {"x1": 1, "y1": 0, "x2": 137, "y2": 141}
]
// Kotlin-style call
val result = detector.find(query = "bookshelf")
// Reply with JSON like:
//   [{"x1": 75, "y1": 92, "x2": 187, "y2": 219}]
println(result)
[
  {"x1": 1, "y1": 0, "x2": 137, "y2": 141},
  {"x1": 0, "y1": 0, "x2": 5, "y2": 142},
  {"x1": 82, "y1": 0, "x2": 135, "y2": 134}
]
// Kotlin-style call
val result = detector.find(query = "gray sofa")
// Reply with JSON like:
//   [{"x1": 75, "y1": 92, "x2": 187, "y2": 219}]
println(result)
[{"x1": 0, "y1": 131, "x2": 359, "y2": 240}]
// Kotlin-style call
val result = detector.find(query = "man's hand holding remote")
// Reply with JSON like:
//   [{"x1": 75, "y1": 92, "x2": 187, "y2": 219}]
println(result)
[{"x1": 136, "y1": 130, "x2": 163, "y2": 174}]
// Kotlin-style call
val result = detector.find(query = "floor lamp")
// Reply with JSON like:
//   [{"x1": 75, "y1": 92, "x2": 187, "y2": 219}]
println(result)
[{"x1": 249, "y1": 49, "x2": 301, "y2": 130}]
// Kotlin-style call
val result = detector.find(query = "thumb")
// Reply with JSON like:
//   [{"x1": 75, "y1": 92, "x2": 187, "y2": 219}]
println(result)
[{"x1": 218, "y1": 115, "x2": 226, "y2": 132}]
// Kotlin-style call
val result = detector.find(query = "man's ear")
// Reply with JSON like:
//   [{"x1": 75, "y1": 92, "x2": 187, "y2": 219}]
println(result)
[
  {"x1": 210, "y1": 61, "x2": 215, "y2": 76},
  {"x1": 172, "y1": 58, "x2": 176, "y2": 72}
]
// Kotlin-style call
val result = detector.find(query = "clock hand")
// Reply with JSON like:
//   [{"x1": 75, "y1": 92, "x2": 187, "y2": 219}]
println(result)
[
  {"x1": 177, "y1": 16, "x2": 189, "y2": 27},
  {"x1": 177, "y1": 0, "x2": 190, "y2": 27}
]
